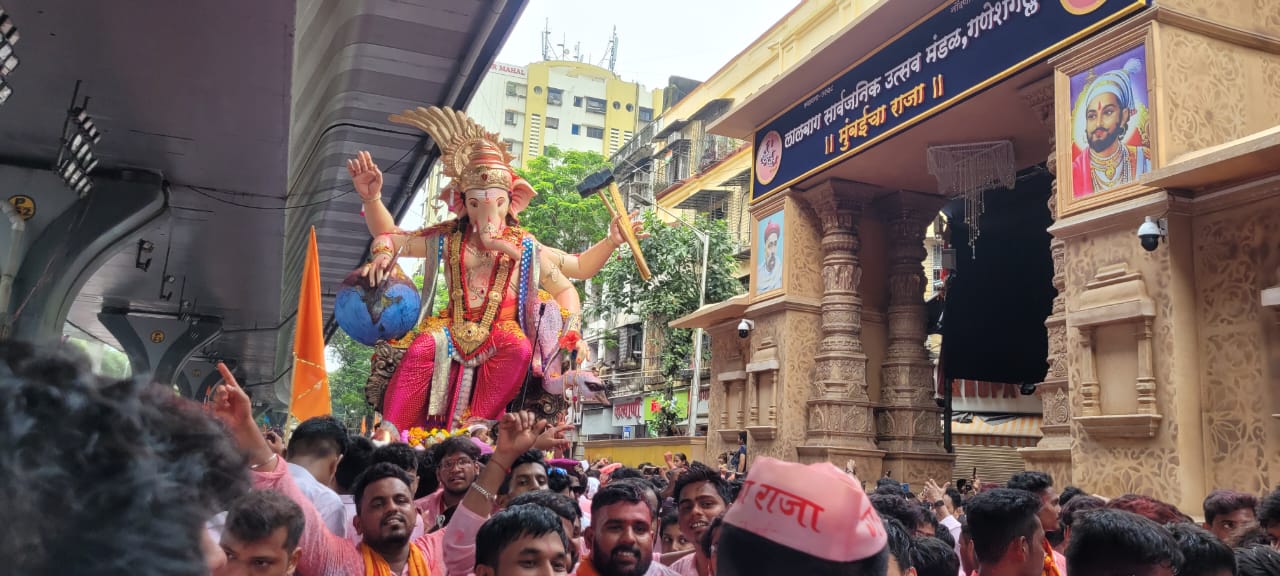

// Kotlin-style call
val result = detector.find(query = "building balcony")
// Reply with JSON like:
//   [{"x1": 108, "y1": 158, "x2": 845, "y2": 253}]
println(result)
[
  {"x1": 605, "y1": 368, "x2": 663, "y2": 398},
  {"x1": 697, "y1": 135, "x2": 745, "y2": 173}
]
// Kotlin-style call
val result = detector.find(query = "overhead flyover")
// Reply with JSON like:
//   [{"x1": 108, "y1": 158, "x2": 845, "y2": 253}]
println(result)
[{"x1": 0, "y1": 0, "x2": 525, "y2": 411}]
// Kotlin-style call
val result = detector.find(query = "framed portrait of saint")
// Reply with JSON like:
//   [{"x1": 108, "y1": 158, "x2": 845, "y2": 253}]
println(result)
[
  {"x1": 754, "y1": 209, "x2": 785, "y2": 296},
  {"x1": 1055, "y1": 25, "x2": 1158, "y2": 217}
]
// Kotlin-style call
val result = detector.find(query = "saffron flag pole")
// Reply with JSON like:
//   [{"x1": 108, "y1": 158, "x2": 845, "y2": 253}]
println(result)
[{"x1": 289, "y1": 226, "x2": 331, "y2": 428}]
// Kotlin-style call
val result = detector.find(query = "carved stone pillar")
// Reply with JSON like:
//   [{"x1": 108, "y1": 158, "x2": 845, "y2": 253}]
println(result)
[
  {"x1": 797, "y1": 180, "x2": 878, "y2": 450},
  {"x1": 875, "y1": 191, "x2": 947, "y2": 455},
  {"x1": 1018, "y1": 76, "x2": 1073, "y2": 481}
]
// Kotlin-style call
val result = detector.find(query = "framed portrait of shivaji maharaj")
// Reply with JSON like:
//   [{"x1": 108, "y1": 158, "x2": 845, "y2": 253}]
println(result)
[{"x1": 1055, "y1": 24, "x2": 1158, "y2": 217}]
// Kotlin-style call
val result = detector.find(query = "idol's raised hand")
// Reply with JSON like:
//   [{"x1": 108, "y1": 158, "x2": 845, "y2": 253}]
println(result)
[
  {"x1": 347, "y1": 150, "x2": 384, "y2": 202},
  {"x1": 608, "y1": 209, "x2": 650, "y2": 247}
]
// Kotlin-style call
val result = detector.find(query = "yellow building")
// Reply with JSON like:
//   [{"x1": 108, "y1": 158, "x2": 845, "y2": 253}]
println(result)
[
  {"x1": 462, "y1": 60, "x2": 661, "y2": 166},
  {"x1": 519, "y1": 60, "x2": 663, "y2": 162}
]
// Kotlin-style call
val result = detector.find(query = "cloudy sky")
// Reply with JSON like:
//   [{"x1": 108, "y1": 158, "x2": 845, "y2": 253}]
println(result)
[{"x1": 496, "y1": 0, "x2": 801, "y2": 89}]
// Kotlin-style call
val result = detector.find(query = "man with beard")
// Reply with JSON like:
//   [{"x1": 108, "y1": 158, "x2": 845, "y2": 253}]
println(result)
[
  {"x1": 419, "y1": 436, "x2": 482, "y2": 532},
  {"x1": 1070, "y1": 59, "x2": 1151, "y2": 197},
  {"x1": 577, "y1": 480, "x2": 679, "y2": 576},
  {"x1": 212, "y1": 363, "x2": 451, "y2": 575},
  {"x1": 756, "y1": 220, "x2": 782, "y2": 292}
]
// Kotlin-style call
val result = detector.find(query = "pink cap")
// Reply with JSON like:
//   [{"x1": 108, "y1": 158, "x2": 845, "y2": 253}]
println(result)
[
  {"x1": 723, "y1": 457, "x2": 886, "y2": 562},
  {"x1": 470, "y1": 436, "x2": 494, "y2": 456}
]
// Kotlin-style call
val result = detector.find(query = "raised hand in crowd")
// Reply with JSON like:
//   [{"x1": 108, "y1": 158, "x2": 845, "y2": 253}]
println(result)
[{"x1": 208, "y1": 362, "x2": 278, "y2": 473}]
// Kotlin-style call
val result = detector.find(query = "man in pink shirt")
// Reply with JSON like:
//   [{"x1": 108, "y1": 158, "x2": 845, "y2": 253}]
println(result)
[
  {"x1": 667, "y1": 463, "x2": 733, "y2": 575},
  {"x1": 211, "y1": 363, "x2": 450, "y2": 575},
  {"x1": 417, "y1": 435, "x2": 482, "y2": 532}
]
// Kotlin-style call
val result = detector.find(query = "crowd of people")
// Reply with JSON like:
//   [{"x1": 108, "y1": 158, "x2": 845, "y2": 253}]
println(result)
[{"x1": 3, "y1": 340, "x2": 1280, "y2": 576}]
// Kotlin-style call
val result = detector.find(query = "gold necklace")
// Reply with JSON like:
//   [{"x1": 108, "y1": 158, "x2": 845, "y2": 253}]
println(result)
[{"x1": 448, "y1": 229, "x2": 520, "y2": 358}]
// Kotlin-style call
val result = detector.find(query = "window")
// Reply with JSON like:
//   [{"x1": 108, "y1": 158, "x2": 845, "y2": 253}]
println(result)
[
  {"x1": 586, "y1": 126, "x2": 604, "y2": 139},
  {"x1": 546, "y1": 117, "x2": 560, "y2": 129},
  {"x1": 638, "y1": 107, "x2": 653, "y2": 122},
  {"x1": 548, "y1": 87, "x2": 564, "y2": 106},
  {"x1": 505, "y1": 81, "x2": 526, "y2": 98},
  {"x1": 503, "y1": 139, "x2": 521, "y2": 154},
  {"x1": 573, "y1": 96, "x2": 583, "y2": 107},
  {"x1": 612, "y1": 101, "x2": 621, "y2": 110},
  {"x1": 626, "y1": 103, "x2": 634, "y2": 112},
  {"x1": 628, "y1": 330, "x2": 642, "y2": 361},
  {"x1": 585, "y1": 97, "x2": 606, "y2": 114},
  {"x1": 504, "y1": 110, "x2": 519, "y2": 126},
  {"x1": 571, "y1": 124, "x2": 581, "y2": 135},
  {"x1": 533, "y1": 86, "x2": 543, "y2": 95}
]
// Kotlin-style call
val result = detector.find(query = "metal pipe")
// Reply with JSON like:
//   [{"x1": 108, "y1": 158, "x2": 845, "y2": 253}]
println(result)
[
  {"x1": 687, "y1": 232, "x2": 709, "y2": 437},
  {"x1": 0, "y1": 199, "x2": 26, "y2": 336},
  {"x1": 944, "y1": 375, "x2": 954, "y2": 453}
]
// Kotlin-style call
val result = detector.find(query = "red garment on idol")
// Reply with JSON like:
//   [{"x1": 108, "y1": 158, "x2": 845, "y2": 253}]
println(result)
[{"x1": 383, "y1": 298, "x2": 532, "y2": 431}]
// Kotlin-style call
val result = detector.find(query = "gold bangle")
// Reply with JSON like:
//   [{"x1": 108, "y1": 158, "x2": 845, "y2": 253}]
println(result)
[{"x1": 362, "y1": 194, "x2": 383, "y2": 205}]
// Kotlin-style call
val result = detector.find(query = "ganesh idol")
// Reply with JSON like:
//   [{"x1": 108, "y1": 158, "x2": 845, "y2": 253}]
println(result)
[{"x1": 348, "y1": 106, "x2": 639, "y2": 432}]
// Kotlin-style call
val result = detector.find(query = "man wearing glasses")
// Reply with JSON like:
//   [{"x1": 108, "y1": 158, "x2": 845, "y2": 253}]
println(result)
[{"x1": 419, "y1": 436, "x2": 483, "y2": 532}]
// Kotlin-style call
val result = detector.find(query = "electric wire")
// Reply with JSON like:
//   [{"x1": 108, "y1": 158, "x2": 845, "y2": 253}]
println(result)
[{"x1": 179, "y1": 145, "x2": 416, "y2": 211}]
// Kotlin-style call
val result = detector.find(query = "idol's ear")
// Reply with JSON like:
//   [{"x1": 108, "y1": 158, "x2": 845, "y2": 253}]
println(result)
[{"x1": 508, "y1": 176, "x2": 536, "y2": 216}]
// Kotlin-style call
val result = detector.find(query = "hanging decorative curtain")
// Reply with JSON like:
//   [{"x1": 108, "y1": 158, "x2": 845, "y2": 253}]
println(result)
[{"x1": 926, "y1": 141, "x2": 1016, "y2": 257}]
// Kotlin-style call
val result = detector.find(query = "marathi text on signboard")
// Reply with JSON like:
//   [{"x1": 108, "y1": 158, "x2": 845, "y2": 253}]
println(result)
[{"x1": 752, "y1": 0, "x2": 1147, "y2": 201}]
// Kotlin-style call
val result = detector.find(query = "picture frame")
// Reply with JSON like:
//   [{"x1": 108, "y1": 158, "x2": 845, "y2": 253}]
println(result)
[
  {"x1": 751, "y1": 197, "x2": 786, "y2": 299},
  {"x1": 1054, "y1": 22, "x2": 1159, "y2": 217}
]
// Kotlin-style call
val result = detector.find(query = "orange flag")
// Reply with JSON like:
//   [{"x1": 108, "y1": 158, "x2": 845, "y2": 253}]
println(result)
[{"x1": 289, "y1": 227, "x2": 331, "y2": 423}]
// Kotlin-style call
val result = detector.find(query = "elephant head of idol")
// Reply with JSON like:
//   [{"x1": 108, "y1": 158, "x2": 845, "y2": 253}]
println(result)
[{"x1": 445, "y1": 139, "x2": 536, "y2": 237}]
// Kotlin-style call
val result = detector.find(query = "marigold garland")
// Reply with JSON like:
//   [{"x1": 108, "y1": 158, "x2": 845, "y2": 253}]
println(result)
[{"x1": 406, "y1": 426, "x2": 469, "y2": 448}]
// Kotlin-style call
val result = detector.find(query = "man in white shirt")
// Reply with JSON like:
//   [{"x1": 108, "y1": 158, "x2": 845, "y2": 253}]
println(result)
[
  {"x1": 284, "y1": 415, "x2": 349, "y2": 536},
  {"x1": 335, "y1": 434, "x2": 376, "y2": 541}
]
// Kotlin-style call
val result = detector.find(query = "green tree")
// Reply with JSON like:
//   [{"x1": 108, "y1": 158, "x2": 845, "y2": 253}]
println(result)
[
  {"x1": 327, "y1": 329, "x2": 374, "y2": 428},
  {"x1": 597, "y1": 212, "x2": 743, "y2": 382},
  {"x1": 515, "y1": 146, "x2": 614, "y2": 255}
]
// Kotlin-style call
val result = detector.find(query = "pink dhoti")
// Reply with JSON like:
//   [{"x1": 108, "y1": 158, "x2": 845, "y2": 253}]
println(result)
[{"x1": 383, "y1": 302, "x2": 531, "y2": 431}]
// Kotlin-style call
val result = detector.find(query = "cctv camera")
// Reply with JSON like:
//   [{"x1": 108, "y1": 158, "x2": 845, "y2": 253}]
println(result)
[
  {"x1": 737, "y1": 319, "x2": 754, "y2": 339},
  {"x1": 1137, "y1": 216, "x2": 1165, "y2": 253}
]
